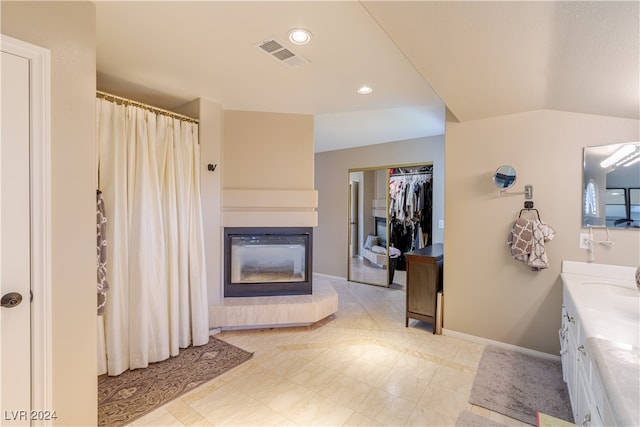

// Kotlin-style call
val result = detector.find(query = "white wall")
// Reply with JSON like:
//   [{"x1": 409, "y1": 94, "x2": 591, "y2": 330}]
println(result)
[
  {"x1": 174, "y1": 107, "x2": 317, "y2": 310},
  {"x1": 223, "y1": 111, "x2": 314, "y2": 190},
  {"x1": 314, "y1": 135, "x2": 445, "y2": 277},
  {"x1": 444, "y1": 110, "x2": 640, "y2": 354},
  {"x1": 174, "y1": 98, "x2": 224, "y2": 307},
  {"x1": 1, "y1": 2, "x2": 97, "y2": 425}
]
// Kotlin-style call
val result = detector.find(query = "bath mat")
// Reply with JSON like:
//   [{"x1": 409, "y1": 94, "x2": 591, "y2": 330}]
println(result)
[
  {"x1": 455, "y1": 410, "x2": 507, "y2": 426},
  {"x1": 98, "y1": 336, "x2": 253, "y2": 426},
  {"x1": 469, "y1": 346, "x2": 572, "y2": 426}
]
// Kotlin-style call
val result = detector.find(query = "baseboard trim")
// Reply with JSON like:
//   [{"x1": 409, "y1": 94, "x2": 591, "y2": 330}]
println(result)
[{"x1": 442, "y1": 328, "x2": 561, "y2": 361}]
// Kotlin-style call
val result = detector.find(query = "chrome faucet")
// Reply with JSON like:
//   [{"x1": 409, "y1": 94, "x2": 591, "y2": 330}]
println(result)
[{"x1": 585, "y1": 226, "x2": 614, "y2": 262}]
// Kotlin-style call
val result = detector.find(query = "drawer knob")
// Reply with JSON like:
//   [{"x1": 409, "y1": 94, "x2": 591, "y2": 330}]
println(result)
[
  {"x1": 578, "y1": 345, "x2": 586, "y2": 356},
  {"x1": 1, "y1": 292, "x2": 23, "y2": 308}
]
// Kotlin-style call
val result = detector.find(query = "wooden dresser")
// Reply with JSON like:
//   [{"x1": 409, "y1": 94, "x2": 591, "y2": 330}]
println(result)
[{"x1": 405, "y1": 243, "x2": 443, "y2": 333}]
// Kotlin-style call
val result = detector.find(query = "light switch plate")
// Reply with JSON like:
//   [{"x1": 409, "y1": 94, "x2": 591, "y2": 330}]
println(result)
[{"x1": 579, "y1": 233, "x2": 591, "y2": 249}]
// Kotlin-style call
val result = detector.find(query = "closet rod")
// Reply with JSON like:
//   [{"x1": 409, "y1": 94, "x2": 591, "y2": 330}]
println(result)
[
  {"x1": 96, "y1": 90, "x2": 199, "y2": 124},
  {"x1": 390, "y1": 171, "x2": 432, "y2": 177}
]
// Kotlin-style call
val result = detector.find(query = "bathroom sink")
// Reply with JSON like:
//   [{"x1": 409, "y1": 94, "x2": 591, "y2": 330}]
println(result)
[{"x1": 582, "y1": 282, "x2": 638, "y2": 298}]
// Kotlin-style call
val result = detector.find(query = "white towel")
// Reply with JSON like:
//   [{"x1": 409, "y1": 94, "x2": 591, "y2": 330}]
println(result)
[
  {"x1": 97, "y1": 191, "x2": 109, "y2": 315},
  {"x1": 389, "y1": 247, "x2": 401, "y2": 258},
  {"x1": 527, "y1": 220, "x2": 555, "y2": 270},
  {"x1": 508, "y1": 218, "x2": 533, "y2": 262},
  {"x1": 507, "y1": 218, "x2": 555, "y2": 270}
]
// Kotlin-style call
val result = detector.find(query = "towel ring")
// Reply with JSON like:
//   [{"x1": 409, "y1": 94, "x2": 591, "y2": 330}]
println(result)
[{"x1": 518, "y1": 208, "x2": 540, "y2": 221}]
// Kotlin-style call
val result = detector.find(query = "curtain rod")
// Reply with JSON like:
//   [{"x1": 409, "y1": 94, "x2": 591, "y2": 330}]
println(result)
[{"x1": 96, "y1": 90, "x2": 199, "y2": 124}]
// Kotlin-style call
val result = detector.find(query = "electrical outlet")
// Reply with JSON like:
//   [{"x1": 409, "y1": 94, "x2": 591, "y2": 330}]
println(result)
[
  {"x1": 579, "y1": 233, "x2": 591, "y2": 249},
  {"x1": 438, "y1": 219, "x2": 444, "y2": 229}
]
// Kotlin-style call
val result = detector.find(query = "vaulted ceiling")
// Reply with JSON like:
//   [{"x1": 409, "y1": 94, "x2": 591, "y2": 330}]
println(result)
[{"x1": 95, "y1": 1, "x2": 639, "y2": 152}]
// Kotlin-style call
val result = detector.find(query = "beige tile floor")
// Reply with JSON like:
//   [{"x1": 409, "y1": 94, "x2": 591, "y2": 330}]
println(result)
[{"x1": 128, "y1": 276, "x2": 529, "y2": 427}]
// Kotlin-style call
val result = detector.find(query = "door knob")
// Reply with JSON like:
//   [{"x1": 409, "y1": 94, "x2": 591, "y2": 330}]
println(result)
[{"x1": 1, "y1": 292, "x2": 23, "y2": 308}]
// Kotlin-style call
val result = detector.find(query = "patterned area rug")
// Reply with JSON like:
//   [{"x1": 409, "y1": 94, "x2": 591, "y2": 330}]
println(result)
[
  {"x1": 469, "y1": 346, "x2": 572, "y2": 426},
  {"x1": 98, "y1": 336, "x2": 253, "y2": 426}
]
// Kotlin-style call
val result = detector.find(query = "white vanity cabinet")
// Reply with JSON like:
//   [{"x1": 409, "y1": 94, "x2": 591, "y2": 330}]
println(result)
[
  {"x1": 560, "y1": 261, "x2": 639, "y2": 427},
  {"x1": 561, "y1": 287, "x2": 606, "y2": 426},
  {"x1": 559, "y1": 290, "x2": 577, "y2": 409},
  {"x1": 574, "y1": 346, "x2": 606, "y2": 426}
]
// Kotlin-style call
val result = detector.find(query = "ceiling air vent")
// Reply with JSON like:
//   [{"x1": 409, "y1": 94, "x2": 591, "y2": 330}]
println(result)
[{"x1": 255, "y1": 37, "x2": 309, "y2": 69}]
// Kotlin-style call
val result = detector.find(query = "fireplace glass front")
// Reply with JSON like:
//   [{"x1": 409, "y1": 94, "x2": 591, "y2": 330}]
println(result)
[{"x1": 224, "y1": 227, "x2": 312, "y2": 297}]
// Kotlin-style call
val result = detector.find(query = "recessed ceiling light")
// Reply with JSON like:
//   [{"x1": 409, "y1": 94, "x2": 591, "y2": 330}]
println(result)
[
  {"x1": 357, "y1": 86, "x2": 373, "y2": 95},
  {"x1": 288, "y1": 28, "x2": 312, "y2": 45}
]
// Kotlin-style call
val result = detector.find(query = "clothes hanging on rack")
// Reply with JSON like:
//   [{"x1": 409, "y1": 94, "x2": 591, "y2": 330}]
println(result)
[
  {"x1": 390, "y1": 220, "x2": 414, "y2": 270},
  {"x1": 414, "y1": 223, "x2": 425, "y2": 251},
  {"x1": 389, "y1": 169, "x2": 433, "y2": 270},
  {"x1": 389, "y1": 173, "x2": 431, "y2": 221}
]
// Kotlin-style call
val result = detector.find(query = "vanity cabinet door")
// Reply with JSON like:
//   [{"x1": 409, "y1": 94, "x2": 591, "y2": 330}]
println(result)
[
  {"x1": 560, "y1": 306, "x2": 570, "y2": 383},
  {"x1": 565, "y1": 330, "x2": 579, "y2": 422},
  {"x1": 561, "y1": 285, "x2": 581, "y2": 424},
  {"x1": 576, "y1": 351, "x2": 604, "y2": 427},
  {"x1": 575, "y1": 349, "x2": 592, "y2": 426}
]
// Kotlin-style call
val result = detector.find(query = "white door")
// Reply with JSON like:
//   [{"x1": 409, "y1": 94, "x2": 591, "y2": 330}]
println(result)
[{"x1": 0, "y1": 49, "x2": 32, "y2": 423}]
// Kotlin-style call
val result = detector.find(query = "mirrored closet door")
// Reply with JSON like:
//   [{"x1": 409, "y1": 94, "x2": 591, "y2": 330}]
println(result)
[{"x1": 348, "y1": 168, "x2": 388, "y2": 287}]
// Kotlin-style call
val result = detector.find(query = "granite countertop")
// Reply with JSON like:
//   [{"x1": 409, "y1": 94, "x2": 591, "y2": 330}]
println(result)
[
  {"x1": 561, "y1": 261, "x2": 639, "y2": 348},
  {"x1": 586, "y1": 337, "x2": 639, "y2": 427},
  {"x1": 561, "y1": 261, "x2": 640, "y2": 426}
]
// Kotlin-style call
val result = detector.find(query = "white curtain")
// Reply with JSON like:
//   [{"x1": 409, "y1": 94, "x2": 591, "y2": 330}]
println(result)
[{"x1": 96, "y1": 98, "x2": 208, "y2": 376}]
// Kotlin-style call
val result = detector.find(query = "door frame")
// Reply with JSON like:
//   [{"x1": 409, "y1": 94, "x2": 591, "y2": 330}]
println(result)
[
  {"x1": 348, "y1": 180, "x2": 359, "y2": 258},
  {"x1": 1, "y1": 34, "x2": 52, "y2": 418},
  {"x1": 346, "y1": 162, "x2": 435, "y2": 287}
]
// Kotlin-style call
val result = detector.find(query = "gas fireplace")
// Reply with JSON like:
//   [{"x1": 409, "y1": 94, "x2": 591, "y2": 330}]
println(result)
[{"x1": 224, "y1": 227, "x2": 313, "y2": 297}]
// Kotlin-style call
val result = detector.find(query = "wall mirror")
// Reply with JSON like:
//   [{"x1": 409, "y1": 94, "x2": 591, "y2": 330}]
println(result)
[
  {"x1": 493, "y1": 165, "x2": 517, "y2": 189},
  {"x1": 583, "y1": 142, "x2": 640, "y2": 228}
]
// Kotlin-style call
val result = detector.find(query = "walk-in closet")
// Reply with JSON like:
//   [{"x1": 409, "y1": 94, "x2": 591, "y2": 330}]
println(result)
[{"x1": 348, "y1": 163, "x2": 434, "y2": 287}]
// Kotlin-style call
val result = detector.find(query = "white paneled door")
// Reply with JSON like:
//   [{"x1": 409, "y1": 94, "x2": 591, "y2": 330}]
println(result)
[{"x1": 1, "y1": 49, "x2": 32, "y2": 423}]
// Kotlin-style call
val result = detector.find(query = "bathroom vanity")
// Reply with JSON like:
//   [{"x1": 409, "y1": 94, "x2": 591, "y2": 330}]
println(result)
[{"x1": 560, "y1": 261, "x2": 639, "y2": 427}]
